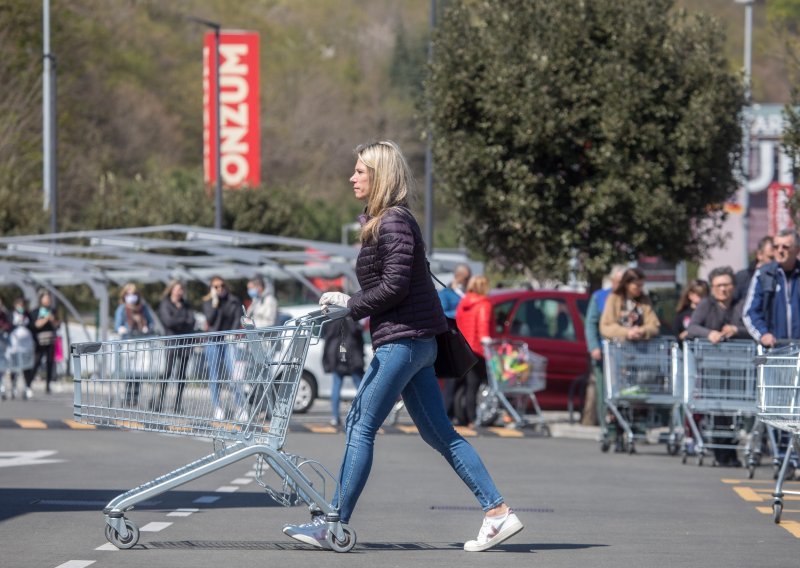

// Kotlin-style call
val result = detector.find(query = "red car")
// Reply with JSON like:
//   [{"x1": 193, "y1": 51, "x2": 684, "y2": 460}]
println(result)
[{"x1": 488, "y1": 289, "x2": 590, "y2": 410}]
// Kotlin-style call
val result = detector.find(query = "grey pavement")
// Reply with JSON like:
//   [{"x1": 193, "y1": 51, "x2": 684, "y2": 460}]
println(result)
[{"x1": 0, "y1": 379, "x2": 798, "y2": 568}]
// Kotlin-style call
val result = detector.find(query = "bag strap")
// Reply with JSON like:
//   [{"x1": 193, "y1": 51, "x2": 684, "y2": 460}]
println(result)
[{"x1": 427, "y1": 261, "x2": 448, "y2": 289}]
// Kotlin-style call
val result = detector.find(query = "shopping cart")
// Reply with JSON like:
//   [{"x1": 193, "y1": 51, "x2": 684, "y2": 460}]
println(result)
[
  {"x1": 478, "y1": 339, "x2": 548, "y2": 432},
  {"x1": 602, "y1": 338, "x2": 682, "y2": 454},
  {"x1": 71, "y1": 306, "x2": 358, "y2": 552},
  {"x1": 0, "y1": 327, "x2": 36, "y2": 399},
  {"x1": 755, "y1": 345, "x2": 800, "y2": 523},
  {"x1": 681, "y1": 339, "x2": 759, "y2": 469}
]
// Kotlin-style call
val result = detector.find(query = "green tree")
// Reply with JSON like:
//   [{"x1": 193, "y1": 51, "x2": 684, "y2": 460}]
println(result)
[{"x1": 427, "y1": 0, "x2": 745, "y2": 284}]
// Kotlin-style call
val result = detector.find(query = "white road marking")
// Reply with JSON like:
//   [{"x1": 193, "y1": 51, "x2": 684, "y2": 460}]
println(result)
[
  {"x1": 167, "y1": 508, "x2": 199, "y2": 517},
  {"x1": 0, "y1": 450, "x2": 64, "y2": 469},
  {"x1": 55, "y1": 562, "x2": 95, "y2": 568},
  {"x1": 94, "y1": 543, "x2": 119, "y2": 551},
  {"x1": 215, "y1": 486, "x2": 239, "y2": 493},
  {"x1": 245, "y1": 470, "x2": 257, "y2": 477},
  {"x1": 140, "y1": 522, "x2": 173, "y2": 532},
  {"x1": 230, "y1": 477, "x2": 253, "y2": 485},
  {"x1": 193, "y1": 495, "x2": 220, "y2": 504}
]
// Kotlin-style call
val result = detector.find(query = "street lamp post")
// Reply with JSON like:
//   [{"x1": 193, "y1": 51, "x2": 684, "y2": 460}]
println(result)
[
  {"x1": 189, "y1": 17, "x2": 223, "y2": 230},
  {"x1": 736, "y1": 0, "x2": 754, "y2": 269}
]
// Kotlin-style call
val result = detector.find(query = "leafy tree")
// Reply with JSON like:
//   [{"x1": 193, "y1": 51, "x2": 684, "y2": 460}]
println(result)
[{"x1": 427, "y1": 0, "x2": 745, "y2": 284}]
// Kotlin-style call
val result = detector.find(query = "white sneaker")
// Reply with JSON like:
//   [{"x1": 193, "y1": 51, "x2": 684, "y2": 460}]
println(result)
[
  {"x1": 24, "y1": 388, "x2": 33, "y2": 400},
  {"x1": 213, "y1": 407, "x2": 225, "y2": 420},
  {"x1": 283, "y1": 515, "x2": 332, "y2": 549},
  {"x1": 464, "y1": 509, "x2": 523, "y2": 552}
]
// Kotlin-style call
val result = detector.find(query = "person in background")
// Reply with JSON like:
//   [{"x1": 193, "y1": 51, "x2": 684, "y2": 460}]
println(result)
[
  {"x1": 584, "y1": 264, "x2": 627, "y2": 426},
  {"x1": 246, "y1": 275, "x2": 278, "y2": 328},
  {"x1": 743, "y1": 228, "x2": 800, "y2": 347},
  {"x1": 202, "y1": 276, "x2": 246, "y2": 421},
  {"x1": 687, "y1": 266, "x2": 749, "y2": 467},
  {"x1": 0, "y1": 300, "x2": 13, "y2": 400},
  {"x1": 733, "y1": 235, "x2": 774, "y2": 305},
  {"x1": 439, "y1": 264, "x2": 471, "y2": 319},
  {"x1": 600, "y1": 267, "x2": 661, "y2": 342},
  {"x1": 282, "y1": 140, "x2": 522, "y2": 552},
  {"x1": 154, "y1": 280, "x2": 196, "y2": 413},
  {"x1": 114, "y1": 282, "x2": 154, "y2": 406},
  {"x1": 8, "y1": 297, "x2": 35, "y2": 400},
  {"x1": 321, "y1": 285, "x2": 365, "y2": 429},
  {"x1": 455, "y1": 275, "x2": 493, "y2": 428},
  {"x1": 672, "y1": 279, "x2": 709, "y2": 341},
  {"x1": 30, "y1": 290, "x2": 62, "y2": 394},
  {"x1": 438, "y1": 263, "x2": 472, "y2": 418}
]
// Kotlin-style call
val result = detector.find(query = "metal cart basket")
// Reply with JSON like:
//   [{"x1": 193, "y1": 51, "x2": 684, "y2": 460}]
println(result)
[
  {"x1": 478, "y1": 339, "x2": 548, "y2": 432},
  {"x1": 755, "y1": 345, "x2": 800, "y2": 523},
  {"x1": 602, "y1": 338, "x2": 682, "y2": 454},
  {"x1": 72, "y1": 306, "x2": 357, "y2": 552},
  {"x1": 682, "y1": 339, "x2": 759, "y2": 469}
]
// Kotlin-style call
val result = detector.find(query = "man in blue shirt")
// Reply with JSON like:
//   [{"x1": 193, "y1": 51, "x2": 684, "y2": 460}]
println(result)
[
  {"x1": 439, "y1": 264, "x2": 471, "y2": 319},
  {"x1": 584, "y1": 265, "x2": 626, "y2": 427}
]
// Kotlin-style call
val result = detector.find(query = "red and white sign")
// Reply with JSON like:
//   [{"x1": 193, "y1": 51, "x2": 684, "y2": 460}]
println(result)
[
  {"x1": 768, "y1": 182, "x2": 794, "y2": 236},
  {"x1": 203, "y1": 31, "x2": 260, "y2": 188}
]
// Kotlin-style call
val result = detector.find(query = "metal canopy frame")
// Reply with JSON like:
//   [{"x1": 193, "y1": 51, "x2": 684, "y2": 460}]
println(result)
[{"x1": 0, "y1": 224, "x2": 478, "y2": 341}]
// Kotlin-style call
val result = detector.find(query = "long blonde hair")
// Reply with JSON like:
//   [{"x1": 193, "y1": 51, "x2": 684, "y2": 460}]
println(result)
[{"x1": 356, "y1": 140, "x2": 414, "y2": 243}]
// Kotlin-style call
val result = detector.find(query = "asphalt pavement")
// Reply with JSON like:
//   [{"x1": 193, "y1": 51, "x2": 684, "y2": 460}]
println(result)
[{"x1": 1, "y1": 379, "x2": 799, "y2": 568}]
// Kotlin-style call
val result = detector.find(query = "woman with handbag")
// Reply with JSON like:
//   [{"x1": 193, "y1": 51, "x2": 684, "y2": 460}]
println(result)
[
  {"x1": 282, "y1": 140, "x2": 523, "y2": 552},
  {"x1": 454, "y1": 275, "x2": 492, "y2": 427}
]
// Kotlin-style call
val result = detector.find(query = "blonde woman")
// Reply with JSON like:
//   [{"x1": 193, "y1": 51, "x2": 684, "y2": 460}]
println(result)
[
  {"x1": 454, "y1": 275, "x2": 492, "y2": 427},
  {"x1": 282, "y1": 141, "x2": 523, "y2": 552}
]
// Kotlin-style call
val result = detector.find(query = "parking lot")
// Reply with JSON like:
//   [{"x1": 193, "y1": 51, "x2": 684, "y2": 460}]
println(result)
[{"x1": 1, "y1": 385, "x2": 799, "y2": 568}]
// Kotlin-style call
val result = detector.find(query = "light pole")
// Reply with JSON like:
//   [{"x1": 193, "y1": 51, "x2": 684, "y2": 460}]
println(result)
[
  {"x1": 189, "y1": 17, "x2": 223, "y2": 230},
  {"x1": 424, "y1": 0, "x2": 436, "y2": 256},
  {"x1": 736, "y1": 0, "x2": 754, "y2": 269},
  {"x1": 43, "y1": 0, "x2": 57, "y2": 234}
]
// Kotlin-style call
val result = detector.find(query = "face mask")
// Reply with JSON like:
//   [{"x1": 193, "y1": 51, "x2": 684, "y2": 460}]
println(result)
[
  {"x1": 247, "y1": 288, "x2": 259, "y2": 299},
  {"x1": 125, "y1": 294, "x2": 138, "y2": 305},
  {"x1": 15, "y1": 306, "x2": 24, "y2": 313}
]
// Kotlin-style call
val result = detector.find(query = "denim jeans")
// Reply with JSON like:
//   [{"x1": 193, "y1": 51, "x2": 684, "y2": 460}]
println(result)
[
  {"x1": 332, "y1": 336, "x2": 504, "y2": 523},
  {"x1": 331, "y1": 371, "x2": 364, "y2": 423},
  {"x1": 205, "y1": 342, "x2": 244, "y2": 409}
]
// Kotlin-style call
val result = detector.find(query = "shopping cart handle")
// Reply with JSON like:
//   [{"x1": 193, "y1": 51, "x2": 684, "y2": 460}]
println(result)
[
  {"x1": 292, "y1": 305, "x2": 351, "y2": 325},
  {"x1": 72, "y1": 342, "x2": 102, "y2": 355}
]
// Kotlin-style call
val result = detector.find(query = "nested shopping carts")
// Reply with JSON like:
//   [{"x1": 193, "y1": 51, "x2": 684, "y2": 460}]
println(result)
[
  {"x1": 602, "y1": 338, "x2": 682, "y2": 454},
  {"x1": 478, "y1": 339, "x2": 548, "y2": 432},
  {"x1": 71, "y1": 306, "x2": 358, "y2": 552},
  {"x1": 682, "y1": 339, "x2": 759, "y2": 469},
  {"x1": 755, "y1": 345, "x2": 800, "y2": 523}
]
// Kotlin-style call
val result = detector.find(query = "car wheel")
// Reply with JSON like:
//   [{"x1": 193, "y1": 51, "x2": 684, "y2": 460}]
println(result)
[{"x1": 293, "y1": 371, "x2": 317, "y2": 414}]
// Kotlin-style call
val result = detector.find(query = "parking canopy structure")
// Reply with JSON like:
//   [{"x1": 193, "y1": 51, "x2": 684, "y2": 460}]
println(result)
[{"x1": 0, "y1": 224, "x2": 478, "y2": 341}]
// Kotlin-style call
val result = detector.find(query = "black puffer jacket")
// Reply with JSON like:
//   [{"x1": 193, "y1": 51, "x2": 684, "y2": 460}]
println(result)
[{"x1": 348, "y1": 207, "x2": 447, "y2": 348}]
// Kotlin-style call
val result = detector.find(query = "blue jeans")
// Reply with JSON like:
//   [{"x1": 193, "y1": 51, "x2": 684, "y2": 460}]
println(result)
[
  {"x1": 205, "y1": 342, "x2": 244, "y2": 409},
  {"x1": 332, "y1": 336, "x2": 503, "y2": 523},
  {"x1": 331, "y1": 371, "x2": 364, "y2": 423}
]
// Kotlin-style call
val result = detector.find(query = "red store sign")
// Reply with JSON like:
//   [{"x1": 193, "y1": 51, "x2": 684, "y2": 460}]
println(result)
[{"x1": 203, "y1": 31, "x2": 260, "y2": 188}]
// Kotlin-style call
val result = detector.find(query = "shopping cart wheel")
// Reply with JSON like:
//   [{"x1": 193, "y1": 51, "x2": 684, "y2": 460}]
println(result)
[
  {"x1": 327, "y1": 525, "x2": 357, "y2": 553},
  {"x1": 773, "y1": 501, "x2": 783, "y2": 524},
  {"x1": 105, "y1": 519, "x2": 139, "y2": 549},
  {"x1": 747, "y1": 464, "x2": 756, "y2": 479},
  {"x1": 600, "y1": 440, "x2": 611, "y2": 453},
  {"x1": 666, "y1": 441, "x2": 680, "y2": 456}
]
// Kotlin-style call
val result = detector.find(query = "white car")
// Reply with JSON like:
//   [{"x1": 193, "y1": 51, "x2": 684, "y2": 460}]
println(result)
[{"x1": 278, "y1": 304, "x2": 371, "y2": 413}]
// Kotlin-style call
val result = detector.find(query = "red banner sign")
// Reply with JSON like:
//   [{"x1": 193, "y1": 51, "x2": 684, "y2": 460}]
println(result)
[
  {"x1": 203, "y1": 31, "x2": 260, "y2": 188},
  {"x1": 768, "y1": 182, "x2": 794, "y2": 236}
]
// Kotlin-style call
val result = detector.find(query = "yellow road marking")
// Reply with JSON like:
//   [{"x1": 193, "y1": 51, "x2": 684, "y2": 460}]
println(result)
[
  {"x1": 396, "y1": 425, "x2": 419, "y2": 435},
  {"x1": 14, "y1": 419, "x2": 47, "y2": 429},
  {"x1": 756, "y1": 506, "x2": 800, "y2": 515},
  {"x1": 778, "y1": 520, "x2": 800, "y2": 538},
  {"x1": 487, "y1": 426, "x2": 524, "y2": 438},
  {"x1": 63, "y1": 419, "x2": 95, "y2": 429},
  {"x1": 454, "y1": 425, "x2": 478, "y2": 437},
  {"x1": 722, "y1": 478, "x2": 800, "y2": 485},
  {"x1": 306, "y1": 424, "x2": 337, "y2": 434},
  {"x1": 733, "y1": 487, "x2": 763, "y2": 502}
]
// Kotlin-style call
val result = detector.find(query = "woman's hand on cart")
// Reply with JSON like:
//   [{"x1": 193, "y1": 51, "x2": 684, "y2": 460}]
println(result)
[{"x1": 319, "y1": 292, "x2": 350, "y2": 308}]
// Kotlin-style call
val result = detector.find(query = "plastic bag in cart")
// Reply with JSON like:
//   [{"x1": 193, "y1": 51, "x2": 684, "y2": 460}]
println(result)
[{"x1": 489, "y1": 343, "x2": 532, "y2": 388}]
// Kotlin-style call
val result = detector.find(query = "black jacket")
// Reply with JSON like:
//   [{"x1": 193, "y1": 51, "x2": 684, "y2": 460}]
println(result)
[
  {"x1": 322, "y1": 318, "x2": 365, "y2": 376},
  {"x1": 158, "y1": 298, "x2": 195, "y2": 335},
  {"x1": 202, "y1": 294, "x2": 242, "y2": 333},
  {"x1": 347, "y1": 207, "x2": 447, "y2": 348}
]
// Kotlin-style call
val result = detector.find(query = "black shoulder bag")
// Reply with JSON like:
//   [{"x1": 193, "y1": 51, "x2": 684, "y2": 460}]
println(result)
[{"x1": 429, "y1": 267, "x2": 479, "y2": 379}]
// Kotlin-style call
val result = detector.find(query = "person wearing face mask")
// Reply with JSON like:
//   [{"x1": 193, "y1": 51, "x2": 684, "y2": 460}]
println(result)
[
  {"x1": 153, "y1": 280, "x2": 196, "y2": 413},
  {"x1": 114, "y1": 283, "x2": 155, "y2": 406},
  {"x1": 202, "y1": 276, "x2": 246, "y2": 421},
  {"x1": 29, "y1": 290, "x2": 63, "y2": 394},
  {"x1": 245, "y1": 276, "x2": 278, "y2": 328},
  {"x1": 5, "y1": 297, "x2": 36, "y2": 400}
]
